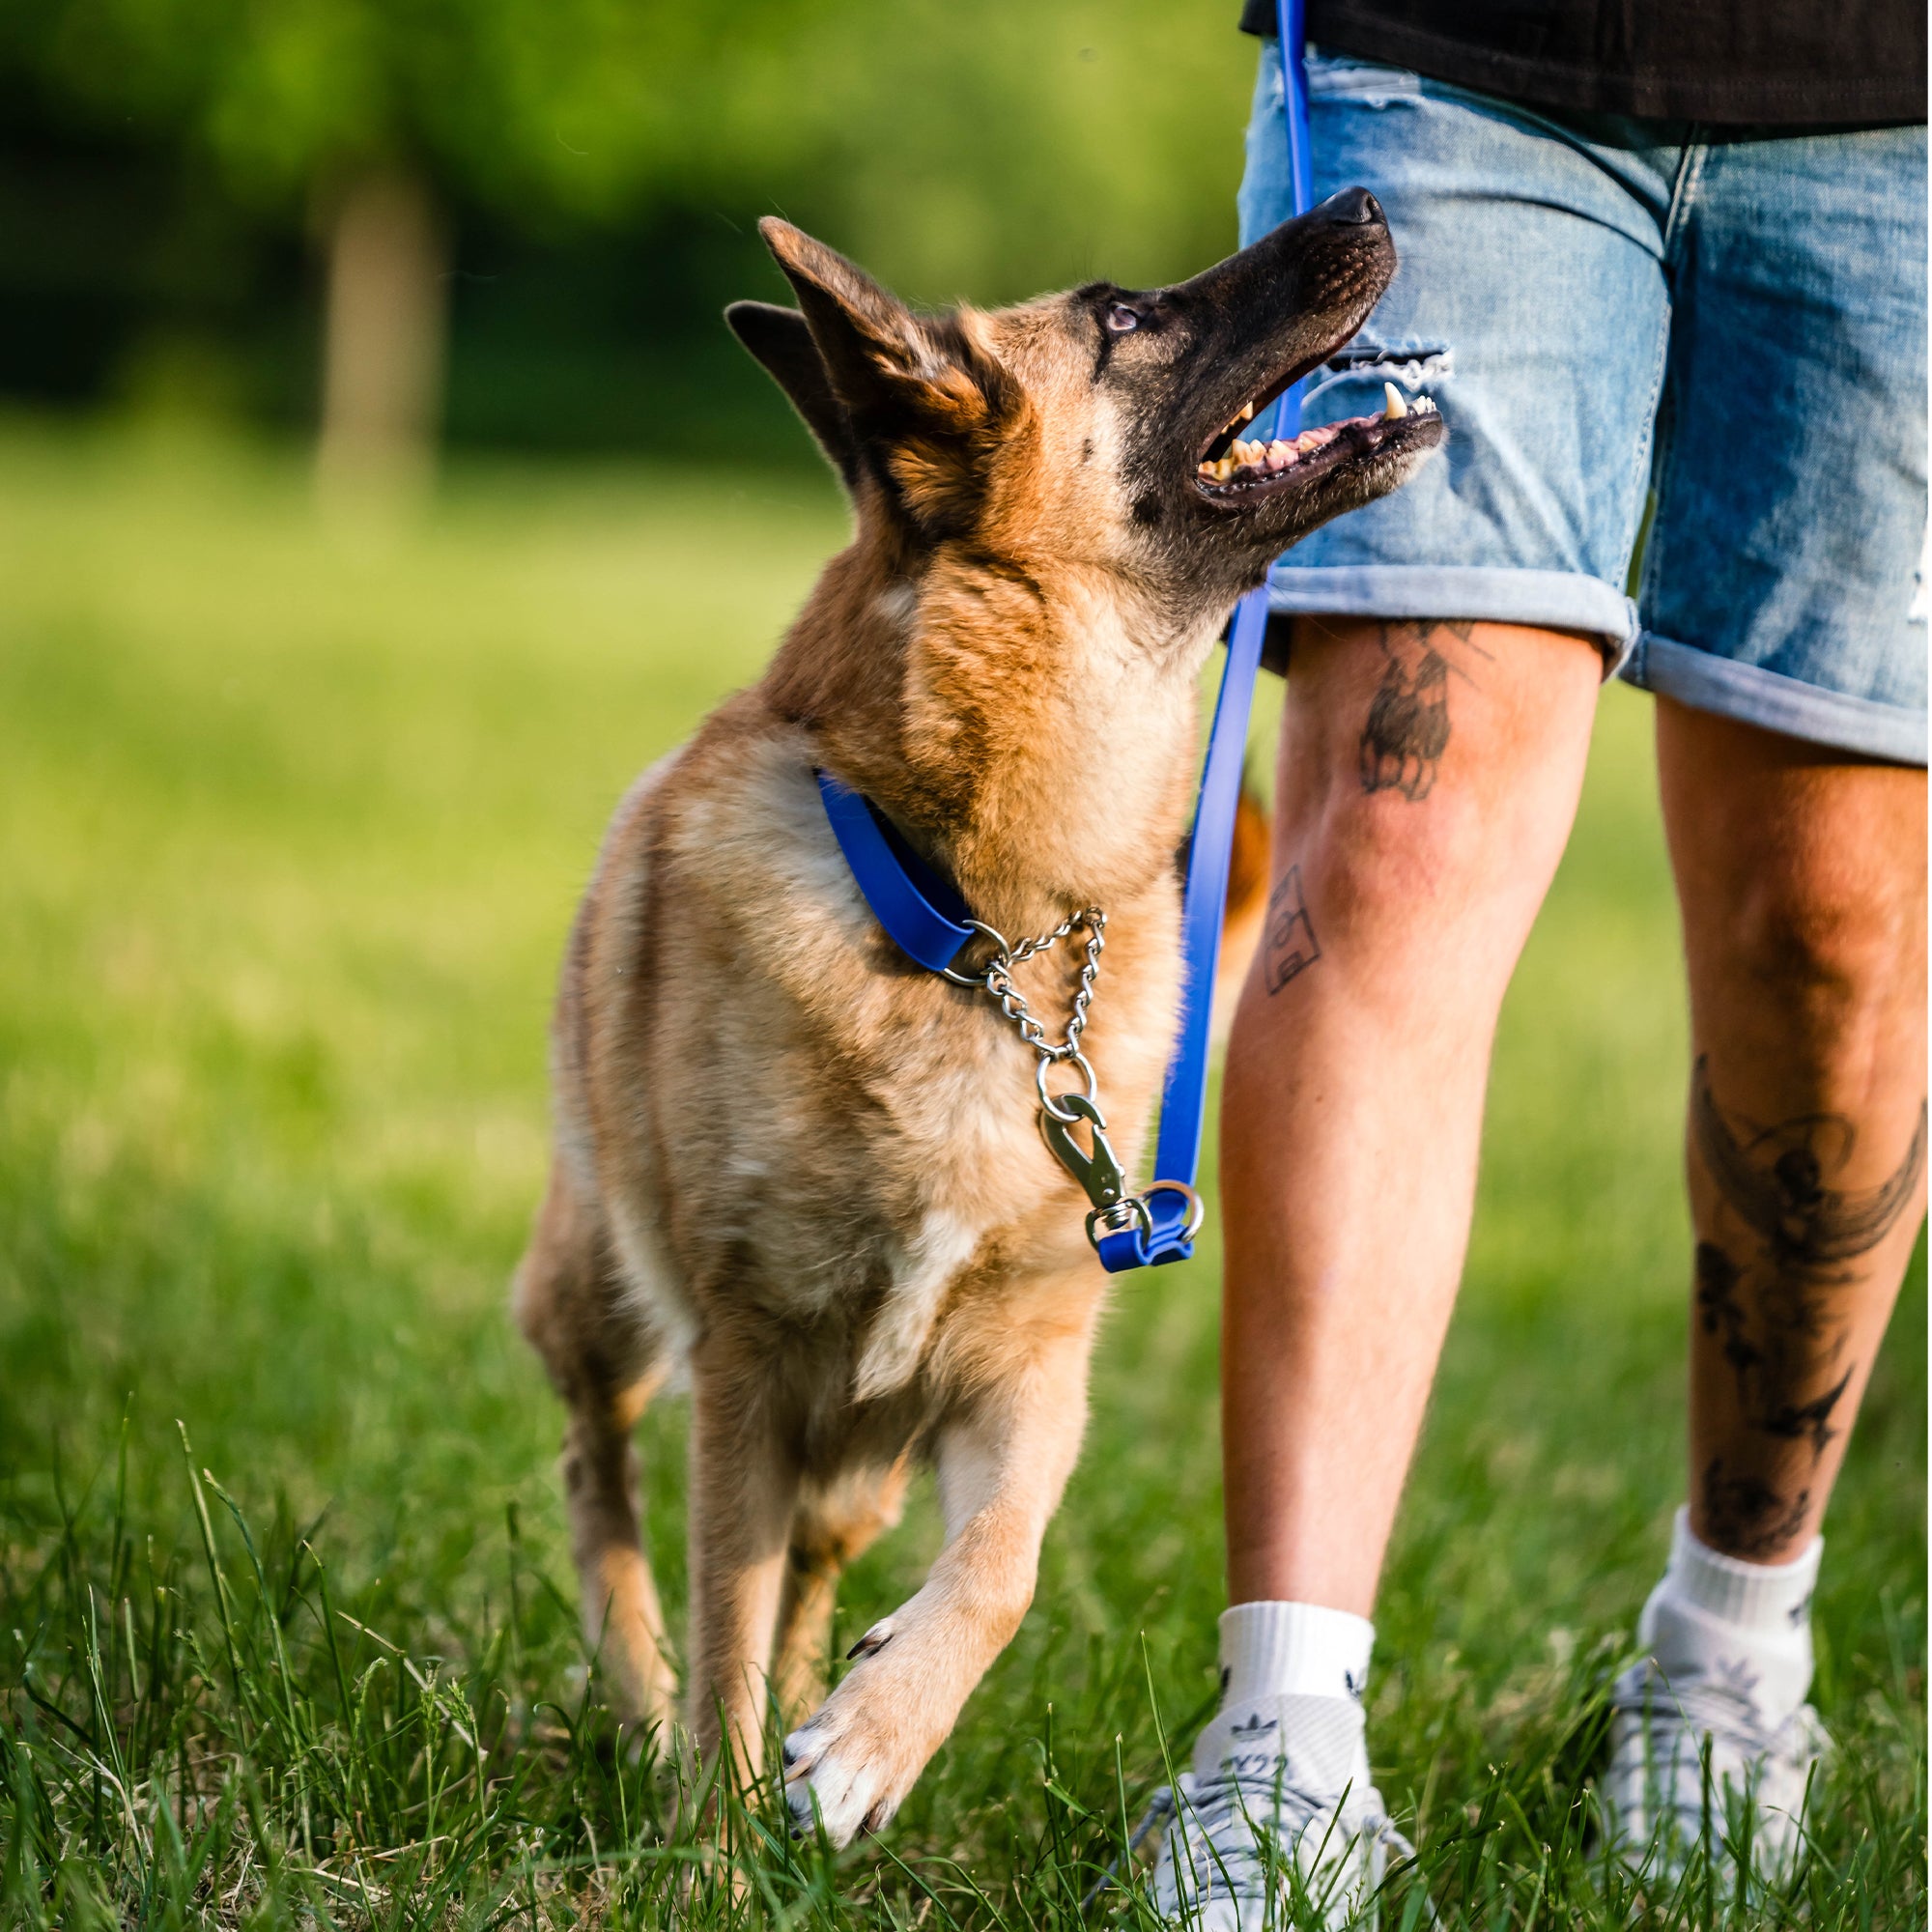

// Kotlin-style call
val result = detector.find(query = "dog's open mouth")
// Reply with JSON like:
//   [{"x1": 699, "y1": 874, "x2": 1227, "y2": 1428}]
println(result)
[{"x1": 1194, "y1": 380, "x2": 1438, "y2": 500}]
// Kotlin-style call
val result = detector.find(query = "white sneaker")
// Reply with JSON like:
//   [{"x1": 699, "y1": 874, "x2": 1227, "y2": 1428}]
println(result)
[
  {"x1": 1599, "y1": 1657, "x2": 1829, "y2": 1886},
  {"x1": 1150, "y1": 1694, "x2": 1412, "y2": 1929}
]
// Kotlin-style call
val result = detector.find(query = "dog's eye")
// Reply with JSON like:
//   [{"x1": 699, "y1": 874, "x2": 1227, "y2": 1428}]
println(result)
[{"x1": 1103, "y1": 302, "x2": 1141, "y2": 334}]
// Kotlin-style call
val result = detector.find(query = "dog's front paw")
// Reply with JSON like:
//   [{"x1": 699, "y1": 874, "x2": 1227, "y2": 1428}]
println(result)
[{"x1": 781, "y1": 1624, "x2": 935, "y2": 1848}]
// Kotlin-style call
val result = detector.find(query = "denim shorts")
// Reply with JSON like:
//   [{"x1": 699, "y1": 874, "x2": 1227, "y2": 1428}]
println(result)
[{"x1": 1240, "y1": 47, "x2": 1929, "y2": 763}]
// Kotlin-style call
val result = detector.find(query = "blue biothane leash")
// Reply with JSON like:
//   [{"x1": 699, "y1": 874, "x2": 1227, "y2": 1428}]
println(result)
[{"x1": 819, "y1": 5, "x2": 1312, "y2": 1274}]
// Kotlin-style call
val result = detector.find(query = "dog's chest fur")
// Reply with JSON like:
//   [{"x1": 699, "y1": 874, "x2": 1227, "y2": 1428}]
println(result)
[{"x1": 554, "y1": 696, "x2": 1188, "y2": 1442}]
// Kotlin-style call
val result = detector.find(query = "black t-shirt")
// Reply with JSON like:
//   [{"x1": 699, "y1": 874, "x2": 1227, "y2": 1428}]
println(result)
[{"x1": 1237, "y1": 0, "x2": 1926, "y2": 126}]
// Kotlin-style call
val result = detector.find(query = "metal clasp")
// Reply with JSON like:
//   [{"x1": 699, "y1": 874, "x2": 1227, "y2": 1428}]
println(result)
[
  {"x1": 1037, "y1": 1093, "x2": 1128, "y2": 1215},
  {"x1": 1083, "y1": 1178, "x2": 1207, "y2": 1259}
]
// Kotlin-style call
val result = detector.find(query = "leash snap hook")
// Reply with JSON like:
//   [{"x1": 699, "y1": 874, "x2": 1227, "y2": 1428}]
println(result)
[{"x1": 1037, "y1": 1091, "x2": 1129, "y2": 1216}]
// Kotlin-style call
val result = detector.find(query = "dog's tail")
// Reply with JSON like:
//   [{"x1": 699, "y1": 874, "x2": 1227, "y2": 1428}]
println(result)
[{"x1": 1209, "y1": 776, "x2": 1272, "y2": 1048}]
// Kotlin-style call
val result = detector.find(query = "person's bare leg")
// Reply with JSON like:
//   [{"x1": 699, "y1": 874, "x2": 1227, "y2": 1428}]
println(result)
[
  {"x1": 1658, "y1": 699, "x2": 1927, "y2": 1563},
  {"x1": 1219, "y1": 617, "x2": 1604, "y2": 1612}
]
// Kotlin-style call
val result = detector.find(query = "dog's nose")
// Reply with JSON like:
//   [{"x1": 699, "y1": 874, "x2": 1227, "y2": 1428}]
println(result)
[{"x1": 1319, "y1": 186, "x2": 1384, "y2": 226}]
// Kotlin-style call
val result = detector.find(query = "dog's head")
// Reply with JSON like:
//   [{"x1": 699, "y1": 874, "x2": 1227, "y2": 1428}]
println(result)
[{"x1": 727, "y1": 195, "x2": 1441, "y2": 620}]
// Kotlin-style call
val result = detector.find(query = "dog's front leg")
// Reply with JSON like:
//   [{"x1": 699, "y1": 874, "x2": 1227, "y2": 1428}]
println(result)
[
  {"x1": 781, "y1": 1313, "x2": 1094, "y2": 1846},
  {"x1": 685, "y1": 1350, "x2": 799, "y2": 1785}
]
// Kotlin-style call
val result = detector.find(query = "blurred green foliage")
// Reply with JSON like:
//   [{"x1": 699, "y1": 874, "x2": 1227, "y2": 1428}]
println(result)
[
  {"x1": 6, "y1": 0, "x2": 1252, "y2": 297},
  {"x1": 0, "y1": 1, "x2": 1259, "y2": 451}
]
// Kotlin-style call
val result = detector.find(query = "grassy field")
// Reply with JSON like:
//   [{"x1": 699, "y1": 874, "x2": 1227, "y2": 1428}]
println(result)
[{"x1": 0, "y1": 421, "x2": 1922, "y2": 1929}]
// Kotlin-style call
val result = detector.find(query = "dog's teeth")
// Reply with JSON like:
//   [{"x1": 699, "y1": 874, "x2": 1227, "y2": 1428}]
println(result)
[
  {"x1": 1414, "y1": 394, "x2": 1437, "y2": 414},
  {"x1": 1265, "y1": 440, "x2": 1294, "y2": 470},
  {"x1": 1383, "y1": 381, "x2": 1408, "y2": 420}
]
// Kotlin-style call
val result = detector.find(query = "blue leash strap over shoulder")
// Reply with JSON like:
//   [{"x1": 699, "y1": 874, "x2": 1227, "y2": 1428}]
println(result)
[{"x1": 820, "y1": 9, "x2": 1312, "y2": 1272}]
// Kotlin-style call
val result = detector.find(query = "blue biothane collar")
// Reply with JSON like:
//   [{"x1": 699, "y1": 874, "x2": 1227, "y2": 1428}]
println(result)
[{"x1": 813, "y1": 771, "x2": 975, "y2": 976}]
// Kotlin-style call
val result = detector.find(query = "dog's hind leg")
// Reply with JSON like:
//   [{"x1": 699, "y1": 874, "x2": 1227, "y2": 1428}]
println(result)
[
  {"x1": 771, "y1": 1457, "x2": 912, "y2": 1721},
  {"x1": 514, "y1": 1163, "x2": 677, "y2": 1735},
  {"x1": 683, "y1": 1343, "x2": 805, "y2": 1784}
]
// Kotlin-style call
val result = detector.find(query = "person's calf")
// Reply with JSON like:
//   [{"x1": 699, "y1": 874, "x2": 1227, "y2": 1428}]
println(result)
[{"x1": 1659, "y1": 699, "x2": 1927, "y2": 1565}]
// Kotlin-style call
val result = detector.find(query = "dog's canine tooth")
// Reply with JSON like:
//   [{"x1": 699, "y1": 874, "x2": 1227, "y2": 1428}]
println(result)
[{"x1": 1383, "y1": 380, "x2": 1408, "y2": 420}]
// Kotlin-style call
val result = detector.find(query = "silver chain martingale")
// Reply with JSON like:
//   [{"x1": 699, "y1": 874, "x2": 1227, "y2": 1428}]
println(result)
[
  {"x1": 944, "y1": 906, "x2": 1104, "y2": 1112},
  {"x1": 943, "y1": 907, "x2": 1148, "y2": 1246}
]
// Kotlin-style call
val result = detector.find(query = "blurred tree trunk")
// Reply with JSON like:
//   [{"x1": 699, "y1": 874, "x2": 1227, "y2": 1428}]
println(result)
[{"x1": 315, "y1": 169, "x2": 446, "y2": 509}]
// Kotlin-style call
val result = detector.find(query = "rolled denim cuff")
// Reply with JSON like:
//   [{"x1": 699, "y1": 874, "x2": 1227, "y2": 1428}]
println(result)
[
  {"x1": 1265, "y1": 562, "x2": 1639, "y2": 674},
  {"x1": 1625, "y1": 632, "x2": 1929, "y2": 764}
]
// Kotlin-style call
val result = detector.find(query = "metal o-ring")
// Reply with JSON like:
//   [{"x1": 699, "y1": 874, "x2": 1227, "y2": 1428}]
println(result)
[
  {"x1": 939, "y1": 918, "x2": 1012, "y2": 987},
  {"x1": 1141, "y1": 1179, "x2": 1206, "y2": 1240},
  {"x1": 1037, "y1": 1051, "x2": 1099, "y2": 1122}
]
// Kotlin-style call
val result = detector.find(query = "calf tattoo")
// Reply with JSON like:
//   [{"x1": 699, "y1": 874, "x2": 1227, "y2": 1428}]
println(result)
[
  {"x1": 1691, "y1": 1058, "x2": 1926, "y2": 1500},
  {"x1": 1264, "y1": 866, "x2": 1321, "y2": 993},
  {"x1": 1357, "y1": 620, "x2": 1491, "y2": 803},
  {"x1": 1702, "y1": 1456, "x2": 1813, "y2": 1559}
]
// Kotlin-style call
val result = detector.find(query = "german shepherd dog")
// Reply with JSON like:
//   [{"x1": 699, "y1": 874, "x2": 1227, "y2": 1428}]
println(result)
[{"x1": 515, "y1": 189, "x2": 1442, "y2": 1846}]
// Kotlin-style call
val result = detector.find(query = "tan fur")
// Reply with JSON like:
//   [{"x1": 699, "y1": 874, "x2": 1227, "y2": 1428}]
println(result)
[{"x1": 514, "y1": 209, "x2": 1420, "y2": 1847}]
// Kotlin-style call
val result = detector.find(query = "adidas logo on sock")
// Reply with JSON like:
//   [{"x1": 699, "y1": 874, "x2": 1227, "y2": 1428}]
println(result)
[
  {"x1": 1344, "y1": 1668, "x2": 1365, "y2": 1702},
  {"x1": 1229, "y1": 1713, "x2": 1279, "y2": 1739}
]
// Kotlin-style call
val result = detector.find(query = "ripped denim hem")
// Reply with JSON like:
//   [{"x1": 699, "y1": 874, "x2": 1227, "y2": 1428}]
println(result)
[
  {"x1": 1264, "y1": 563, "x2": 1638, "y2": 674},
  {"x1": 1623, "y1": 632, "x2": 1929, "y2": 764}
]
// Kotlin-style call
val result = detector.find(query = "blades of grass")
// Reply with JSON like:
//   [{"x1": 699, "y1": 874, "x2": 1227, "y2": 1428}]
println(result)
[
  {"x1": 203, "y1": 1465, "x2": 310, "y2": 1755},
  {"x1": 177, "y1": 1422, "x2": 246, "y2": 1714},
  {"x1": 79, "y1": 1583, "x2": 145, "y2": 1889}
]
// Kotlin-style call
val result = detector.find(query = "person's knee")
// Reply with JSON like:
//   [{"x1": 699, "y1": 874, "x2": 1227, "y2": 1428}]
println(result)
[
  {"x1": 1303, "y1": 781, "x2": 1490, "y2": 933},
  {"x1": 1269, "y1": 616, "x2": 1598, "y2": 968},
  {"x1": 1275, "y1": 754, "x2": 1564, "y2": 993},
  {"x1": 1661, "y1": 698, "x2": 1928, "y2": 1049},
  {"x1": 1724, "y1": 850, "x2": 1923, "y2": 1032}
]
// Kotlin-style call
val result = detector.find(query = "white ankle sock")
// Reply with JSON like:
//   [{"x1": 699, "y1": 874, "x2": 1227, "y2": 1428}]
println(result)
[
  {"x1": 1219, "y1": 1600, "x2": 1375, "y2": 1706},
  {"x1": 1638, "y1": 1507, "x2": 1821, "y2": 1721},
  {"x1": 1193, "y1": 1602, "x2": 1376, "y2": 1789}
]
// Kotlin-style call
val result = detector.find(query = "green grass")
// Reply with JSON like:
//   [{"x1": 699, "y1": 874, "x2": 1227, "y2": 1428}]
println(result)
[{"x1": 0, "y1": 420, "x2": 1922, "y2": 1929}]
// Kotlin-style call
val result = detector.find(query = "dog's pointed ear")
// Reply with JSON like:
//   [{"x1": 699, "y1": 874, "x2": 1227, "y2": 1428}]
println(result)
[
  {"x1": 724, "y1": 300, "x2": 860, "y2": 488},
  {"x1": 756, "y1": 216, "x2": 1018, "y2": 534}
]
